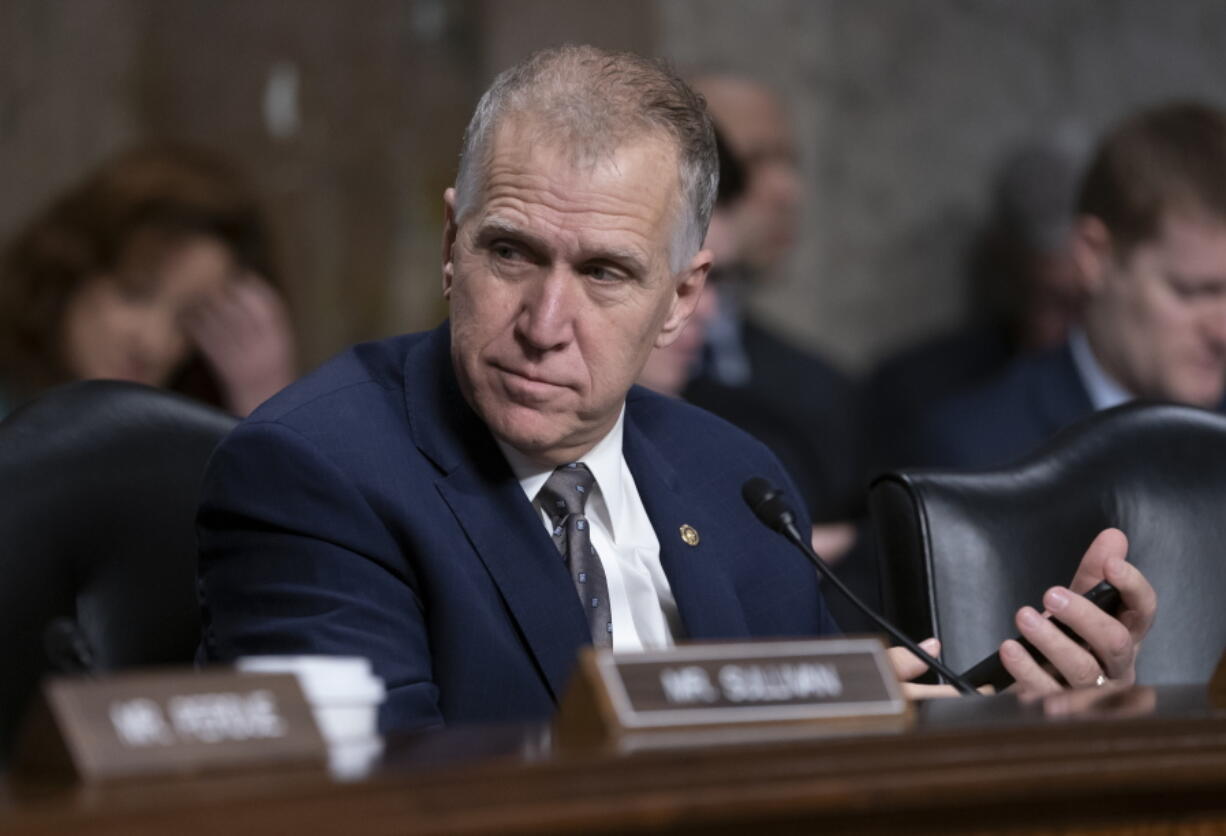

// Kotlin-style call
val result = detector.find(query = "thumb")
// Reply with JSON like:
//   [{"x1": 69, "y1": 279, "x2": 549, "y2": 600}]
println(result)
[{"x1": 889, "y1": 638, "x2": 940, "y2": 682}]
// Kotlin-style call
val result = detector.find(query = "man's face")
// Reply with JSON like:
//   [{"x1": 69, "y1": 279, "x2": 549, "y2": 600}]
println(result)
[
  {"x1": 1082, "y1": 213, "x2": 1226, "y2": 407},
  {"x1": 695, "y1": 77, "x2": 801, "y2": 274},
  {"x1": 443, "y1": 119, "x2": 709, "y2": 465}
]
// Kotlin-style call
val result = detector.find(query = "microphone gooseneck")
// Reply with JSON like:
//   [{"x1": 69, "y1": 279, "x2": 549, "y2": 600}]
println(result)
[{"x1": 742, "y1": 477, "x2": 977, "y2": 696}]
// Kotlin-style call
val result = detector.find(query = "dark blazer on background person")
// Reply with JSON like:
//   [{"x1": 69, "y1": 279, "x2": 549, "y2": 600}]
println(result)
[
  {"x1": 197, "y1": 324, "x2": 839, "y2": 735},
  {"x1": 863, "y1": 321, "x2": 1015, "y2": 474},
  {"x1": 902, "y1": 340, "x2": 1093, "y2": 468},
  {"x1": 911, "y1": 339, "x2": 1226, "y2": 471},
  {"x1": 903, "y1": 342, "x2": 1095, "y2": 470},
  {"x1": 684, "y1": 317, "x2": 864, "y2": 520}
]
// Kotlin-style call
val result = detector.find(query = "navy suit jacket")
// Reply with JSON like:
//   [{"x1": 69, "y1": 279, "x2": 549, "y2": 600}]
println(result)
[
  {"x1": 685, "y1": 317, "x2": 864, "y2": 520},
  {"x1": 910, "y1": 339, "x2": 1226, "y2": 471},
  {"x1": 904, "y1": 341, "x2": 1094, "y2": 470},
  {"x1": 197, "y1": 325, "x2": 838, "y2": 734}
]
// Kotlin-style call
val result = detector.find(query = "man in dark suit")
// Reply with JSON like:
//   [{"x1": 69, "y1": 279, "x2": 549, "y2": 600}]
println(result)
[
  {"x1": 865, "y1": 138, "x2": 1088, "y2": 473},
  {"x1": 198, "y1": 46, "x2": 1154, "y2": 734},
  {"x1": 682, "y1": 74, "x2": 868, "y2": 631},
  {"x1": 909, "y1": 103, "x2": 1226, "y2": 470},
  {"x1": 683, "y1": 74, "x2": 863, "y2": 524}
]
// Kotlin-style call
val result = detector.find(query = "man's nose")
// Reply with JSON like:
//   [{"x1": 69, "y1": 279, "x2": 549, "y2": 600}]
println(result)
[{"x1": 516, "y1": 268, "x2": 577, "y2": 351}]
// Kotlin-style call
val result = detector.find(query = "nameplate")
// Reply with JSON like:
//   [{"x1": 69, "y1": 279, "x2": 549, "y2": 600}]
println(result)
[
  {"x1": 15, "y1": 668, "x2": 327, "y2": 784},
  {"x1": 555, "y1": 637, "x2": 911, "y2": 750}
]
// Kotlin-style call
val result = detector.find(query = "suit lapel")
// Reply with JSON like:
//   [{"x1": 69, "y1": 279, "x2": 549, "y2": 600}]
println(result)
[
  {"x1": 403, "y1": 326, "x2": 590, "y2": 702},
  {"x1": 623, "y1": 399, "x2": 751, "y2": 641}
]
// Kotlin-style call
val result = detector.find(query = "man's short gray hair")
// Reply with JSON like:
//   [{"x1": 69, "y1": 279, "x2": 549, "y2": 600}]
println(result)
[{"x1": 453, "y1": 45, "x2": 719, "y2": 274}]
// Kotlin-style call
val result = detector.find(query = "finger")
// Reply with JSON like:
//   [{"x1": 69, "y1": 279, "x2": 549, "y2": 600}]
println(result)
[
  {"x1": 1104, "y1": 554, "x2": 1157, "y2": 644},
  {"x1": 217, "y1": 282, "x2": 263, "y2": 333},
  {"x1": 186, "y1": 301, "x2": 239, "y2": 355},
  {"x1": 1015, "y1": 605, "x2": 1107, "y2": 689},
  {"x1": 1042, "y1": 586, "x2": 1134, "y2": 681},
  {"x1": 888, "y1": 638, "x2": 940, "y2": 682},
  {"x1": 235, "y1": 273, "x2": 291, "y2": 327},
  {"x1": 1000, "y1": 636, "x2": 1064, "y2": 697},
  {"x1": 198, "y1": 286, "x2": 263, "y2": 349},
  {"x1": 1043, "y1": 683, "x2": 1157, "y2": 719},
  {"x1": 1068, "y1": 528, "x2": 1128, "y2": 594},
  {"x1": 902, "y1": 682, "x2": 961, "y2": 700}
]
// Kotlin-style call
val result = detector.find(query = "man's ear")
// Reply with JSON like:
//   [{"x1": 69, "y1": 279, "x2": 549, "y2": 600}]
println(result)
[
  {"x1": 655, "y1": 249, "x2": 713, "y2": 349},
  {"x1": 442, "y1": 187, "x2": 459, "y2": 300},
  {"x1": 1072, "y1": 215, "x2": 1114, "y2": 295}
]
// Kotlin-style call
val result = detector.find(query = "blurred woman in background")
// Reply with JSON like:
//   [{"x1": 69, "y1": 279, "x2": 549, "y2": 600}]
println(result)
[{"x1": 0, "y1": 145, "x2": 296, "y2": 417}]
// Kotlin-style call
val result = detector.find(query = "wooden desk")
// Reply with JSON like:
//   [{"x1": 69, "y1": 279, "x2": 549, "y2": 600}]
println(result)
[{"x1": 4, "y1": 684, "x2": 1226, "y2": 834}]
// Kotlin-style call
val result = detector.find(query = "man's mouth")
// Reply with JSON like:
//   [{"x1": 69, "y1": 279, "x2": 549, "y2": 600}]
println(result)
[{"x1": 493, "y1": 363, "x2": 570, "y2": 400}]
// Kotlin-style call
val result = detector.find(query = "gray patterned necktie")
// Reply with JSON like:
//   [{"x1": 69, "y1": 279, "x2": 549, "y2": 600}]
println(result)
[{"x1": 538, "y1": 463, "x2": 612, "y2": 647}]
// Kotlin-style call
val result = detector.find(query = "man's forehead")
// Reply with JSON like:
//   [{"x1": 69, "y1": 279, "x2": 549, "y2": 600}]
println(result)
[
  {"x1": 477, "y1": 124, "x2": 682, "y2": 221},
  {"x1": 1106, "y1": 211, "x2": 1226, "y2": 288},
  {"x1": 490, "y1": 113, "x2": 680, "y2": 171}
]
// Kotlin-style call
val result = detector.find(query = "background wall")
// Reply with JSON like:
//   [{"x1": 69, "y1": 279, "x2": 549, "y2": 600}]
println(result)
[
  {"x1": 4, "y1": 0, "x2": 1226, "y2": 372},
  {"x1": 659, "y1": 0, "x2": 1226, "y2": 369}
]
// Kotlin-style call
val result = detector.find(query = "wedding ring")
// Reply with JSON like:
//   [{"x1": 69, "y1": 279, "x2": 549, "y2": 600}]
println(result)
[{"x1": 1094, "y1": 674, "x2": 1108, "y2": 687}]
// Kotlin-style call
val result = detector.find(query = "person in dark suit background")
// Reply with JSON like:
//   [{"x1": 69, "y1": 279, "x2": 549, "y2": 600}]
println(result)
[
  {"x1": 197, "y1": 46, "x2": 1154, "y2": 734},
  {"x1": 865, "y1": 137, "x2": 1088, "y2": 473},
  {"x1": 681, "y1": 74, "x2": 864, "y2": 629},
  {"x1": 682, "y1": 74, "x2": 863, "y2": 527},
  {"x1": 907, "y1": 102, "x2": 1226, "y2": 470}
]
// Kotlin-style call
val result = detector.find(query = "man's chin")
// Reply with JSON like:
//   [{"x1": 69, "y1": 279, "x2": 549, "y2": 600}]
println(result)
[{"x1": 486, "y1": 409, "x2": 575, "y2": 461}]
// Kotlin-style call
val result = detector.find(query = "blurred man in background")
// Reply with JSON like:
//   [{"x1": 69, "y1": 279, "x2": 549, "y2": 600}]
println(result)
[
  {"x1": 866, "y1": 136, "x2": 1088, "y2": 471},
  {"x1": 908, "y1": 102, "x2": 1226, "y2": 469},
  {"x1": 682, "y1": 75, "x2": 863, "y2": 527}
]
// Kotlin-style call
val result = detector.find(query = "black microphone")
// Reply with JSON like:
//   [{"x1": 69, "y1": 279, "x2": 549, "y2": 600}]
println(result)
[{"x1": 742, "y1": 477, "x2": 977, "y2": 695}]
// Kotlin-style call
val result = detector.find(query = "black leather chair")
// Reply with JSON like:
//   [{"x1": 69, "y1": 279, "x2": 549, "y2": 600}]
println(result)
[
  {"x1": 870, "y1": 401, "x2": 1226, "y2": 686},
  {"x1": 0, "y1": 381, "x2": 236, "y2": 766}
]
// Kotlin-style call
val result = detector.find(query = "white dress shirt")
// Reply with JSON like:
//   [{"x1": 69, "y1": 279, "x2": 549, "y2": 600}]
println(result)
[
  {"x1": 496, "y1": 407, "x2": 681, "y2": 652},
  {"x1": 1069, "y1": 327, "x2": 1134, "y2": 411}
]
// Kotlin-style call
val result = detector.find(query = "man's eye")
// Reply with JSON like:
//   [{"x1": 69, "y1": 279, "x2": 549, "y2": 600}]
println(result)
[
  {"x1": 492, "y1": 243, "x2": 522, "y2": 261},
  {"x1": 584, "y1": 264, "x2": 623, "y2": 282}
]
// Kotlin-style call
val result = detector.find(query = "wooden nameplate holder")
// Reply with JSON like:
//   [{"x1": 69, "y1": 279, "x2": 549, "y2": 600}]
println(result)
[
  {"x1": 14, "y1": 667, "x2": 327, "y2": 785},
  {"x1": 555, "y1": 636, "x2": 912, "y2": 752}
]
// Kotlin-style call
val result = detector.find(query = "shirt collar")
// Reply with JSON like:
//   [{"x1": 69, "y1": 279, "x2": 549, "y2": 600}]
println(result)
[
  {"x1": 495, "y1": 405, "x2": 626, "y2": 527},
  {"x1": 1069, "y1": 327, "x2": 1134, "y2": 411}
]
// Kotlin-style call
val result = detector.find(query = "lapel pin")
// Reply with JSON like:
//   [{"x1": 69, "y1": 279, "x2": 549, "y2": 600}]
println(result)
[{"x1": 679, "y1": 524, "x2": 700, "y2": 546}]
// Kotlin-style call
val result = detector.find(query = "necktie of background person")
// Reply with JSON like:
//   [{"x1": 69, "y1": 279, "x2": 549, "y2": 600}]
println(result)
[{"x1": 538, "y1": 463, "x2": 613, "y2": 647}]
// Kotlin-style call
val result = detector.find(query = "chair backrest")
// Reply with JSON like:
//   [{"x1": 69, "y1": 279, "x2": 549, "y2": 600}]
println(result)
[
  {"x1": 869, "y1": 401, "x2": 1226, "y2": 686},
  {"x1": 0, "y1": 380, "x2": 236, "y2": 764}
]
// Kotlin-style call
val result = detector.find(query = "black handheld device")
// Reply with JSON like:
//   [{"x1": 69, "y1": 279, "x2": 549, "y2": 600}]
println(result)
[{"x1": 960, "y1": 580, "x2": 1122, "y2": 691}]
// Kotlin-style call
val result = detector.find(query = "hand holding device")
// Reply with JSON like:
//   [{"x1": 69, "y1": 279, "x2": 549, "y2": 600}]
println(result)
[
  {"x1": 961, "y1": 580, "x2": 1122, "y2": 691},
  {"x1": 742, "y1": 477, "x2": 978, "y2": 694}
]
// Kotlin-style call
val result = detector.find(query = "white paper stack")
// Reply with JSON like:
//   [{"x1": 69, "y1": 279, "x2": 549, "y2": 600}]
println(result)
[{"x1": 237, "y1": 655, "x2": 386, "y2": 780}]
